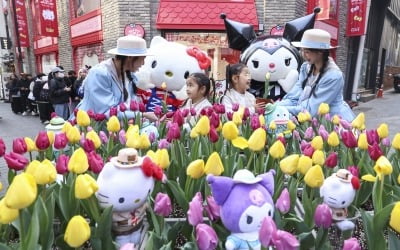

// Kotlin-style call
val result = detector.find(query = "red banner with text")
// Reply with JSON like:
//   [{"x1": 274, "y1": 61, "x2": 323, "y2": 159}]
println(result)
[
  {"x1": 38, "y1": 0, "x2": 59, "y2": 37},
  {"x1": 14, "y1": 0, "x2": 30, "y2": 47},
  {"x1": 346, "y1": 0, "x2": 367, "y2": 36}
]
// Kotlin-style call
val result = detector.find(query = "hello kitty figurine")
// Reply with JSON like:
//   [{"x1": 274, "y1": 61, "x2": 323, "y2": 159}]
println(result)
[
  {"x1": 207, "y1": 169, "x2": 275, "y2": 250},
  {"x1": 320, "y1": 169, "x2": 360, "y2": 231},
  {"x1": 135, "y1": 36, "x2": 211, "y2": 112},
  {"x1": 96, "y1": 148, "x2": 163, "y2": 247}
]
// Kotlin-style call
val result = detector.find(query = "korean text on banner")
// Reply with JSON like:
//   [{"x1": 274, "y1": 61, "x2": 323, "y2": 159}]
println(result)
[
  {"x1": 38, "y1": 0, "x2": 59, "y2": 37},
  {"x1": 346, "y1": 0, "x2": 367, "y2": 36},
  {"x1": 14, "y1": 0, "x2": 29, "y2": 47}
]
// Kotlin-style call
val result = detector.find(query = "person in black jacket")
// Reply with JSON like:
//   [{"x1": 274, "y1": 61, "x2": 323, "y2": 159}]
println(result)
[
  {"x1": 17, "y1": 73, "x2": 32, "y2": 115},
  {"x1": 49, "y1": 67, "x2": 71, "y2": 120},
  {"x1": 8, "y1": 74, "x2": 22, "y2": 114},
  {"x1": 71, "y1": 68, "x2": 87, "y2": 112}
]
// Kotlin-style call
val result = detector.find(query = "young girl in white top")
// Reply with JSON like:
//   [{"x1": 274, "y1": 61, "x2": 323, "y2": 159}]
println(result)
[
  {"x1": 181, "y1": 72, "x2": 213, "y2": 118},
  {"x1": 221, "y1": 63, "x2": 264, "y2": 113}
]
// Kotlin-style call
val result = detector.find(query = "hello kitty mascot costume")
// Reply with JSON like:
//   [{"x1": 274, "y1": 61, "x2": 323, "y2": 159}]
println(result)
[
  {"x1": 207, "y1": 169, "x2": 275, "y2": 250},
  {"x1": 135, "y1": 36, "x2": 211, "y2": 112},
  {"x1": 96, "y1": 148, "x2": 163, "y2": 248},
  {"x1": 320, "y1": 169, "x2": 360, "y2": 231}
]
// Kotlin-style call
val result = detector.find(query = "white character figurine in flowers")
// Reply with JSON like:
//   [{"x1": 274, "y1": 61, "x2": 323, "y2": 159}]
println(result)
[
  {"x1": 135, "y1": 36, "x2": 211, "y2": 112},
  {"x1": 264, "y1": 103, "x2": 290, "y2": 135},
  {"x1": 320, "y1": 169, "x2": 360, "y2": 231},
  {"x1": 96, "y1": 148, "x2": 163, "y2": 247}
]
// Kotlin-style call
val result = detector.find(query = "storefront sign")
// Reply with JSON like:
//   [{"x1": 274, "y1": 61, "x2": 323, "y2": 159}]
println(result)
[
  {"x1": 270, "y1": 25, "x2": 284, "y2": 36},
  {"x1": 38, "y1": 0, "x2": 59, "y2": 37},
  {"x1": 71, "y1": 15, "x2": 102, "y2": 38},
  {"x1": 346, "y1": 0, "x2": 367, "y2": 36},
  {"x1": 124, "y1": 24, "x2": 145, "y2": 38},
  {"x1": 13, "y1": 0, "x2": 29, "y2": 47},
  {"x1": 316, "y1": 0, "x2": 330, "y2": 20}
]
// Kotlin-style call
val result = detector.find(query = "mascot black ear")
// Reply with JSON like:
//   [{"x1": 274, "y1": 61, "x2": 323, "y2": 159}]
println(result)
[
  {"x1": 220, "y1": 13, "x2": 256, "y2": 51},
  {"x1": 283, "y1": 7, "x2": 321, "y2": 42}
]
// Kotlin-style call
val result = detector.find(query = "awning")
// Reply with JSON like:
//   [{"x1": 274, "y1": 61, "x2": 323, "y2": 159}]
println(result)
[{"x1": 156, "y1": 0, "x2": 259, "y2": 30}]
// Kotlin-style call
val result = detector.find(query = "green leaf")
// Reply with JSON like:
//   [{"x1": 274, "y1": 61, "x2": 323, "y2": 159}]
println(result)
[
  {"x1": 373, "y1": 202, "x2": 395, "y2": 233},
  {"x1": 360, "y1": 210, "x2": 376, "y2": 249},
  {"x1": 180, "y1": 242, "x2": 197, "y2": 250},
  {"x1": 54, "y1": 234, "x2": 74, "y2": 250},
  {"x1": 37, "y1": 194, "x2": 55, "y2": 250},
  {"x1": 166, "y1": 180, "x2": 189, "y2": 211},
  {"x1": 388, "y1": 229, "x2": 400, "y2": 250},
  {"x1": 92, "y1": 206, "x2": 115, "y2": 250},
  {"x1": 0, "y1": 243, "x2": 12, "y2": 250},
  {"x1": 24, "y1": 204, "x2": 41, "y2": 249}
]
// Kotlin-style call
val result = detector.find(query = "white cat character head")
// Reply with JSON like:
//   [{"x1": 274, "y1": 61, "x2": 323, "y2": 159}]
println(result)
[{"x1": 96, "y1": 148, "x2": 163, "y2": 212}]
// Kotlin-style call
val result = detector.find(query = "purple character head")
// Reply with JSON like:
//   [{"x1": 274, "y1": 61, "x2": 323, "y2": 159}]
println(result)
[{"x1": 207, "y1": 169, "x2": 275, "y2": 233}]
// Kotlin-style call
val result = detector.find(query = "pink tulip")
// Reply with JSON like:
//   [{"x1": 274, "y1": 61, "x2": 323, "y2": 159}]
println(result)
[
  {"x1": 340, "y1": 119, "x2": 352, "y2": 130},
  {"x1": 232, "y1": 103, "x2": 239, "y2": 112},
  {"x1": 56, "y1": 154, "x2": 69, "y2": 174},
  {"x1": 342, "y1": 237, "x2": 361, "y2": 250},
  {"x1": 35, "y1": 131, "x2": 50, "y2": 150},
  {"x1": 318, "y1": 125, "x2": 329, "y2": 141},
  {"x1": 341, "y1": 130, "x2": 357, "y2": 148},
  {"x1": 166, "y1": 122, "x2": 180, "y2": 142},
  {"x1": 195, "y1": 223, "x2": 218, "y2": 250},
  {"x1": 205, "y1": 196, "x2": 220, "y2": 221},
  {"x1": 51, "y1": 112, "x2": 57, "y2": 118},
  {"x1": 12, "y1": 138, "x2": 27, "y2": 154},
  {"x1": 87, "y1": 109, "x2": 95, "y2": 118},
  {"x1": 154, "y1": 105, "x2": 162, "y2": 117},
  {"x1": 119, "y1": 102, "x2": 127, "y2": 112},
  {"x1": 173, "y1": 110, "x2": 184, "y2": 127},
  {"x1": 250, "y1": 114, "x2": 261, "y2": 130},
  {"x1": 242, "y1": 107, "x2": 250, "y2": 120},
  {"x1": 158, "y1": 139, "x2": 170, "y2": 149},
  {"x1": 82, "y1": 138, "x2": 95, "y2": 153},
  {"x1": 302, "y1": 144, "x2": 315, "y2": 157},
  {"x1": 94, "y1": 113, "x2": 106, "y2": 121},
  {"x1": 187, "y1": 192, "x2": 204, "y2": 226},
  {"x1": 109, "y1": 106, "x2": 118, "y2": 117},
  {"x1": 277, "y1": 136, "x2": 286, "y2": 146},
  {"x1": 0, "y1": 137, "x2": 6, "y2": 157},
  {"x1": 154, "y1": 192, "x2": 172, "y2": 217},
  {"x1": 200, "y1": 108, "x2": 207, "y2": 116},
  {"x1": 130, "y1": 100, "x2": 138, "y2": 111},
  {"x1": 314, "y1": 203, "x2": 332, "y2": 228},
  {"x1": 209, "y1": 127, "x2": 219, "y2": 143},
  {"x1": 259, "y1": 216, "x2": 276, "y2": 247},
  {"x1": 87, "y1": 151, "x2": 104, "y2": 174},
  {"x1": 54, "y1": 132, "x2": 68, "y2": 150},
  {"x1": 276, "y1": 188, "x2": 290, "y2": 214},
  {"x1": 304, "y1": 127, "x2": 314, "y2": 140},
  {"x1": 325, "y1": 152, "x2": 338, "y2": 168},
  {"x1": 73, "y1": 108, "x2": 79, "y2": 116},
  {"x1": 272, "y1": 230, "x2": 300, "y2": 250},
  {"x1": 324, "y1": 113, "x2": 331, "y2": 121},
  {"x1": 99, "y1": 131, "x2": 108, "y2": 143},
  {"x1": 366, "y1": 129, "x2": 379, "y2": 145},
  {"x1": 381, "y1": 137, "x2": 391, "y2": 147},
  {"x1": 226, "y1": 112, "x2": 233, "y2": 121},
  {"x1": 368, "y1": 143, "x2": 383, "y2": 161},
  {"x1": 210, "y1": 112, "x2": 219, "y2": 128},
  {"x1": 213, "y1": 103, "x2": 225, "y2": 114},
  {"x1": 347, "y1": 166, "x2": 359, "y2": 177},
  {"x1": 190, "y1": 107, "x2": 196, "y2": 116},
  {"x1": 312, "y1": 117, "x2": 319, "y2": 127},
  {"x1": 118, "y1": 130, "x2": 126, "y2": 145},
  {"x1": 138, "y1": 102, "x2": 146, "y2": 112},
  {"x1": 4, "y1": 151, "x2": 29, "y2": 171}
]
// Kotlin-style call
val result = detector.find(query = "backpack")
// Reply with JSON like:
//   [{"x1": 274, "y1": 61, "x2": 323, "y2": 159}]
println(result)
[
  {"x1": 39, "y1": 83, "x2": 50, "y2": 102},
  {"x1": 33, "y1": 80, "x2": 44, "y2": 100}
]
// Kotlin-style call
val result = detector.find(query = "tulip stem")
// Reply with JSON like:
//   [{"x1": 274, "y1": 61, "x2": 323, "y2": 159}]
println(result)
[{"x1": 246, "y1": 151, "x2": 255, "y2": 171}]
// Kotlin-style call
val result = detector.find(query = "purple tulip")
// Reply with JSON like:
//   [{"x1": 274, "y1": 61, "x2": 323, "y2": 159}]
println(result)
[
  {"x1": 4, "y1": 151, "x2": 29, "y2": 171},
  {"x1": 190, "y1": 107, "x2": 196, "y2": 116},
  {"x1": 130, "y1": 100, "x2": 138, "y2": 111},
  {"x1": 99, "y1": 131, "x2": 108, "y2": 144},
  {"x1": 276, "y1": 188, "x2": 290, "y2": 214},
  {"x1": 0, "y1": 137, "x2": 6, "y2": 157},
  {"x1": 56, "y1": 154, "x2": 69, "y2": 174},
  {"x1": 341, "y1": 130, "x2": 357, "y2": 148},
  {"x1": 314, "y1": 203, "x2": 332, "y2": 228},
  {"x1": 312, "y1": 117, "x2": 319, "y2": 128},
  {"x1": 35, "y1": 131, "x2": 50, "y2": 150},
  {"x1": 272, "y1": 230, "x2": 300, "y2": 250},
  {"x1": 292, "y1": 130, "x2": 300, "y2": 140},
  {"x1": 158, "y1": 139, "x2": 170, "y2": 149},
  {"x1": 54, "y1": 132, "x2": 68, "y2": 150},
  {"x1": 166, "y1": 122, "x2": 181, "y2": 142},
  {"x1": 195, "y1": 223, "x2": 218, "y2": 250},
  {"x1": 259, "y1": 216, "x2": 276, "y2": 247},
  {"x1": 300, "y1": 140, "x2": 310, "y2": 151},
  {"x1": 109, "y1": 106, "x2": 118, "y2": 117},
  {"x1": 119, "y1": 102, "x2": 127, "y2": 112},
  {"x1": 187, "y1": 192, "x2": 204, "y2": 226},
  {"x1": 347, "y1": 166, "x2": 359, "y2": 177},
  {"x1": 173, "y1": 110, "x2": 184, "y2": 127},
  {"x1": 87, "y1": 151, "x2": 104, "y2": 174},
  {"x1": 368, "y1": 143, "x2": 383, "y2": 161},
  {"x1": 250, "y1": 114, "x2": 261, "y2": 130},
  {"x1": 325, "y1": 152, "x2": 338, "y2": 168},
  {"x1": 242, "y1": 107, "x2": 250, "y2": 121},
  {"x1": 205, "y1": 196, "x2": 220, "y2": 221},
  {"x1": 343, "y1": 237, "x2": 361, "y2": 250},
  {"x1": 324, "y1": 113, "x2": 331, "y2": 121},
  {"x1": 318, "y1": 125, "x2": 329, "y2": 141},
  {"x1": 304, "y1": 127, "x2": 314, "y2": 140},
  {"x1": 12, "y1": 138, "x2": 27, "y2": 154},
  {"x1": 154, "y1": 192, "x2": 172, "y2": 217},
  {"x1": 209, "y1": 127, "x2": 219, "y2": 143},
  {"x1": 231, "y1": 103, "x2": 239, "y2": 112},
  {"x1": 226, "y1": 111, "x2": 233, "y2": 121},
  {"x1": 118, "y1": 130, "x2": 126, "y2": 145},
  {"x1": 340, "y1": 119, "x2": 352, "y2": 130},
  {"x1": 366, "y1": 129, "x2": 379, "y2": 145},
  {"x1": 381, "y1": 137, "x2": 391, "y2": 147}
]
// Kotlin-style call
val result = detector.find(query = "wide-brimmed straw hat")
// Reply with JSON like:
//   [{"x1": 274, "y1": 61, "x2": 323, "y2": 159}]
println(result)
[
  {"x1": 107, "y1": 35, "x2": 153, "y2": 56},
  {"x1": 111, "y1": 148, "x2": 144, "y2": 168},
  {"x1": 233, "y1": 169, "x2": 262, "y2": 184},
  {"x1": 291, "y1": 28, "x2": 336, "y2": 49},
  {"x1": 45, "y1": 116, "x2": 66, "y2": 131}
]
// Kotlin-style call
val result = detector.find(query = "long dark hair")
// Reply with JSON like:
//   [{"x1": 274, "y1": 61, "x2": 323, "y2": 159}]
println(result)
[
  {"x1": 189, "y1": 72, "x2": 215, "y2": 103},
  {"x1": 224, "y1": 63, "x2": 247, "y2": 94},
  {"x1": 116, "y1": 55, "x2": 139, "y2": 102},
  {"x1": 301, "y1": 49, "x2": 330, "y2": 97}
]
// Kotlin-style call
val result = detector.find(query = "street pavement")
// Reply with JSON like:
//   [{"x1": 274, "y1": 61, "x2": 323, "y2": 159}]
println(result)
[{"x1": 0, "y1": 90, "x2": 399, "y2": 194}]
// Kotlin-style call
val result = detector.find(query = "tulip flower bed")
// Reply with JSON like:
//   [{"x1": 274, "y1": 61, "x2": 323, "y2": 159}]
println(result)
[{"x1": 0, "y1": 102, "x2": 400, "y2": 250}]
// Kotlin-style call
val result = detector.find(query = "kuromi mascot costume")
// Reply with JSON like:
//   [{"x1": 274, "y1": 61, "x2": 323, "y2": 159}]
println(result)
[{"x1": 135, "y1": 36, "x2": 211, "y2": 112}]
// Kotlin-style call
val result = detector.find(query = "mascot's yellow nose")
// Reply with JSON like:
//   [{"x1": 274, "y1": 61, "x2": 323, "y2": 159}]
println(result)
[
  {"x1": 134, "y1": 198, "x2": 141, "y2": 203},
  {"x1": 165, "y1": 71, "x2": 173, "y2": 77}
]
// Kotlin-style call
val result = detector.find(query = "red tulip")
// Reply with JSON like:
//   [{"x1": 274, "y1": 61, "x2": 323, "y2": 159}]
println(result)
[
  {"x1": 87, "y1": 109, "x2": 95, "y2": 118},
  {"x1": 54, "y1": 132, "x2": 68, "y2": 150},
  {"x1": 154, "y1": 192, "x2": 172, "y2": 217},
  {"x1": 35, "y1": 131, "x2": 50, "y2": 150},
  {"x1": 210, "y1": 112, "x2": 220, "y2": 128},
  {"x1": 51, "y1": 112, "x2": 57, "y2": 118},
  {"x1": 94, "y1": 113, "x2": 106, "y2": 121},
  {"x1": 213, "y1": 103, "x2": 225, "y2": 114},
  {"x1": 56, "y1": 154, "x2": 69, "y2": 174},
  {"x1": 154, "y1": 105, "x2": 162, "y2": 116},
  {"x1": 368, "y1": 143, "x2": 383, "y2": 161},
  {"x1": 0, "y1": 137, "x2": 6, "y2": 157},
  {"x1": 87, "y1": 151, "x2": 104, "y2": 174},
  {"x1": 341, "y1": 130, "x2": 357, "y2": 148},
  {"x1": 130, "y1": 100, "x2": 138, "y2": 111},
  {"x1": 138, "y1": 102, "x2": 146, "y2": 112},
  {"x1": 325, "y1": 152, "x2": 338, "y2": 168},
  {"x1": 4, "y1": 151, "x2": 29, "y2": 171},
  {"x1": 187, "y1": 192, "x2": 203, "y2": 226},
  {"x1": 12, "y1": 138, "x2": 27, "y2": 154},
  {"x1": 303, "y1": 144, "x2": 315, "y2": 157},
  {"x1": 195, "y1": 223, "x2": 218, "y2": 250},
  {"x1": 173, "y1": 110, "x2": 184, "y2": 127}
]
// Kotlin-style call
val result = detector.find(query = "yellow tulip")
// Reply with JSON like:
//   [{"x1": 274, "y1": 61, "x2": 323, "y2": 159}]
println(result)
[
  {"x1": 194, "y1": 116, "x2": 210, "y2": 136},
  {"x1": 390, "y1": 202, "x2": 400, "y2": 233},
  {"x1": 248, "y1": 128, "x2": 266, "y2": 151},
  {"x1": 287, "y1": 120, "x2": 296, "y2": 131},
  {"x1": 232, "y1": 112, "x2": 242, "y2": 125},
  {"x1": 64, "y1": 215, "x2": 91, "y2": 247},
  {"x1": 86, "y1": 130, "x2": 101, "y2": 149},
  {"x1": 279, "y1": 154, "x2": 299, "y2": 175},
  {"x1": 186, "y1": 159, "x2": 205, "y2": 179},
  {"x1": 146, "y1": 150, "x2": 156, "y2": 160},
  {"x1": 357, "y1": 133, "x2": 368, "y2": 150},
  {"x1": 311, "y1": 136, "x2": 323, "y2": 150},
  {"x1": 62, "y1": 121, "x2": 73, "y2": 133},
  {"x1": 126, "y1": 124, "x2": 139, "y2": 135},
  {"x1": 297, "y1": 155, "x2": 313, "y2": 175},
  {"x1": 259, "y1": 115, "x2": 265, "y2": 127},
  {"x1": 304, "y1": 111, "x2": 312, "y2": 121},
  {"x1": 331, "y1": 115, "x2": 340, "y2": 125},
  {"x1": 5, "y1": 173, "x2": 37, "y2": 209},
  {"x1": 361, "y1": 174, "x2": 377, "y2": 182},
  {"x1": 232, "y1": 137, "x2": 248, "y2": 150},
  {"x1": 77, "y1": 110, "x2": 91, "y2": 127},
  {"x1": 297, "y1": 112, "x2": 308, "y2": 123},
  {"x1": 373, "y1": 155, "x2": 393, "y2": 176},
  {"x1": 222, "y1": 121, "x2": 239, "y2": 140},
  {"x1": 25, "y1": 159, "x2": 57, "y2": 185},
  {"x1": 392, "y1": 133, "x2": 400, "y2": 150},
  {"x1": 269, "y1": 140, "x2": 286, "y2": 159},
  {"x1": 327, "y1": 131, "x2": 340, "y2": 147},
  {"x1": 304, "y1": 165, "x2": 324, "y2": 188},
  {"x1": 269, "y1": 121, "x2": 277, "y2": 131},
  {"x1": 351, "y1": 112, "x2": 365, "y2": 130},
  {"x1": 138, "y1": 134, "x2": 151, "y2": 149},
  {"x1": 204, "y1": 152, "x2": 224, "y2": 176},
  {"x1": 312, "y1": 150, "x2": 325, "y2": 166},
  {"x1": 0, "y1": 199, "x2": 19, "y2": 224},
  {"x1": 66, "y1": 126, "x2": 81, "y2": 144},
  {"x1": 318, "y1": 103, "x2": 330, "y2": 115},
  {"x1": 107, "y1": 116, "x2": 120, "y2": 132},
  {"x1": 24, "y1": 137, "x2": 38, "y2": 152},
  {"x1": 190, "y1": 128, "x2": 199, "y2": 138},
  {"x1": 377, "y1": 123, "x2": 389, "y2": 139},
  {"x1": 155, "y1": 149, "x2": 170, "y2": 169},
  {"x1": 68, "y1": 148, "x2": 89, "y2": 174},
  {"x1": 47, "y1": 131, "x2": 55, "y2": 145},
  {"x1": 75, "y1": 174, "x2": 99, "y2": 199},
  {"x1": 126, "y1": 132, "x2": 141, "y2": 149},
  {"x1": 398, "y1": 174, "x2": 400, "y2": 185}
]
